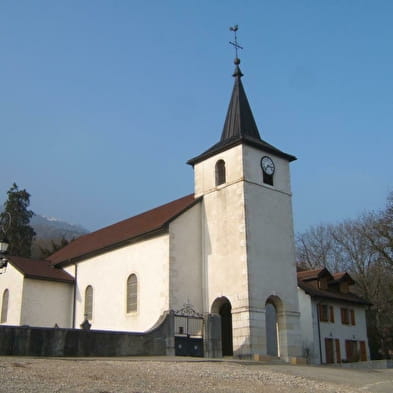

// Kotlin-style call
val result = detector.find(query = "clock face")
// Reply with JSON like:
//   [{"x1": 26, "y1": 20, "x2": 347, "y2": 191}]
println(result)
[{"x1": 261, "y1": 156, "x2": 275, "y2": 175}]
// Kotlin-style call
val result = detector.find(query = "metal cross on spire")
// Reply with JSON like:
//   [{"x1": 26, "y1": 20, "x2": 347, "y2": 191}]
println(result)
[{"x1": 229, "y1": 25, "x2": 243, "y2": 64}]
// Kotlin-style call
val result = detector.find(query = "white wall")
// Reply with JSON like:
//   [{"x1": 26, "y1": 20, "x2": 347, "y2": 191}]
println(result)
[
  {"x1": 66, "y1": 233, "x2": 170, "y2": 332},
  {"x1": 242, "y1": 145, "x2": 302, "y2": 358},
  {"x1": 20, "y1": 279, "x2": 73, "y2": 328},
  {"x1": 243, "y1": 145, "x2": 298, "y2": 309},
  {"x1": 297, "y1": 288, "x2": 320, "y2": 363},
  {"x1": 169, "y1": 203, "x2": 203, "y2": 313},
  {"x1": 0, "y1": 264, "x2": 24, "y2": 325},
  {"x1": 194, "y1": 145, "x2": 249, "y2": 311},
  {"x1": 316, "y1": 300, "x2": 369, "y2": 363}
]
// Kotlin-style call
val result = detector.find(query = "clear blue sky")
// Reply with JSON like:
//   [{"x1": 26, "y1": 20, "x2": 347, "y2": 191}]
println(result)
[{"x1": 1, "y1": 1, "x2": 392, "y2": 233}]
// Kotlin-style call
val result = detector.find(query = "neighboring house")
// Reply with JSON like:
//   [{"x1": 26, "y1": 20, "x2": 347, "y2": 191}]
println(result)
[
  {"x1": 0, "y1": 58, "x2": 303, "y2": 360},
  {"x1": 297, "y1": 268, "x2": 370, "y2": 364}
]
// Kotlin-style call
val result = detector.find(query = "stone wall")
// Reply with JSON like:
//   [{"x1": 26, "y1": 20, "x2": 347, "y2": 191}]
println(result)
[{"x1": 0, "y1": 311, "x2": 174, "y2": 357}]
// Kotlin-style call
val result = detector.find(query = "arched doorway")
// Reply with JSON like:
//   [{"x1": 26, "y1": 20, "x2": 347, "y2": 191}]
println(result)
[
  {"x1": 211, "y1": 297, "x2": 233, "y2": 356},
  {"x1": 265, "y1": 296, "x2": 282, "y2": 357}
]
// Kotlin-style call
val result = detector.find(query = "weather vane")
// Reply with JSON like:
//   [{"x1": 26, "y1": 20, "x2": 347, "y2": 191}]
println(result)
[{"x1": 229, "y1": 25, "x2": 243, "y2": 63}]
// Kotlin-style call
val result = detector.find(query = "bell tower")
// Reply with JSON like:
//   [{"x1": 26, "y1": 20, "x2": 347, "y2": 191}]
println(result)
[{"x1": 187, "y1": 28, "x2": 302, "y2": 360}]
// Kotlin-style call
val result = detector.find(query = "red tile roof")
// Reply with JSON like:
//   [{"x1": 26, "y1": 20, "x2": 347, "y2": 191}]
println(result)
[
  {"x1": 297, "y1": 269, "x2": 369, "y2": 305},
  {"x1": 297, "y1": 281, "x2": 369, "y2": 305},
  {"x1": 48, "y1": 194, "x2": 200, "y2": 266},
  {"x1": 297, "y1": 268, "x2": 333, "y2": 281},
  {"x1": 8, "y1": 256, "x2": 74, "y2": 283},
  {"x1": 332, "y1": 272, "x2": 354, "y2": 284}
]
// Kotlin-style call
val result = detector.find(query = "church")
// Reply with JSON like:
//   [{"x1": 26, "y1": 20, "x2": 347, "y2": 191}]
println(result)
[{"x1": 1, "y1": 52, "x2": 317, "y2": 361}]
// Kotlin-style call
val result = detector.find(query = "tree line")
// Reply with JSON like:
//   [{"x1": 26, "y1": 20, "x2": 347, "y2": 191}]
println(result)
[{"x1": 296, "y1": 191, "x2": 393, "y2": 359}]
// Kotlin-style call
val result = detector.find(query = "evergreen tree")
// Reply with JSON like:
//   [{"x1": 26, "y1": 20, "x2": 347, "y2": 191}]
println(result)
[
  {"x1": 38, "y1": 237, "x2": 70, "y2": 258},
  {"x1": 1, "y1": 183, "x2": 36, "y2": 257}
]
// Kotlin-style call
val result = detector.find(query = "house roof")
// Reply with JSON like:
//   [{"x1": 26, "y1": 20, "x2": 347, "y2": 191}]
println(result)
[
  {"x1": 8, "y1": 256, "x2": 74, "y2": 283},
  {"x1": 187, "y1": 64, "x2": 296, "y2": 166},
  {"x1": 297, "y1": 281, "x2": 369, "y2": 305},
  {"x1": 48, "y1": 194, "x2": 200, "y2": 266},
  {"x1": 297, "y1": 269, "x2": 370, "y2": 305},
  {"x1": 297, "y1": 267, "x2": 333, "y2": 282},
  {"x1": 332, "y1": 272, "x2": 355, "y2": 285}
]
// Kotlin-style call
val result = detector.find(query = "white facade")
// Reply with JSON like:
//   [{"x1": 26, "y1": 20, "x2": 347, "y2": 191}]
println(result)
[
  {"x1": 0, "y1": 264, "x2": 24, "y2": 326},
  {"x1": 0, "y1": 263, "x2": 73, "y2": 328},
  {"x1": 20, "y1": 278, "x2": 73, "y2": 327},
  {"x1": 64, "y1": 233, "x2": 170, "y2": 331}
]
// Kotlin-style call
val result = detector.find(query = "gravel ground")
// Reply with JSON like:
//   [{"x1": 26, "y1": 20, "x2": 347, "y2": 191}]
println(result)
[{"x1": 0, "y1": 357, "x2": 377, "y2": 393}]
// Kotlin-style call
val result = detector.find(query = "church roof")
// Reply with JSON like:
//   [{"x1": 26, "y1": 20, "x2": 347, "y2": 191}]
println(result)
[
  {"x1": 48, "y1": 194, "x2": 200, "y2": 266},
  {"x1": 188, "y1": 64, "x2": 296, "y2": 166},
  {"x1": 7, "y1": 256, "x2": 74, "y2": 283}
]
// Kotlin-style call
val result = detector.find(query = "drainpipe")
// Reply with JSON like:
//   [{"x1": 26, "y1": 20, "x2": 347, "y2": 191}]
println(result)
[
  {"x1": 72, "y1": 262, "x2": 78, "y2": 329},
  {"x1": 316, "y1": 301, "x2": 323, "y2": 364}
]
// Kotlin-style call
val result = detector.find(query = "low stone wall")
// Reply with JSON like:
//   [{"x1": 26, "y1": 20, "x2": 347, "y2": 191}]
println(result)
[
  {"x1": 337, "y1": 359, "x2": 393, "y2": 369},
  {"x1": 0, "y1": 311, "x2": 174, "y2": 357}
]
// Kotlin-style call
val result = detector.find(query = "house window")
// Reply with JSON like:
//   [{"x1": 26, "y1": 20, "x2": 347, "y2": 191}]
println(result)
[
  {"x1": 215, "y1": 160, "x2": 226, "y2": 186},
  {"x1": 319, "y1": 304, "x2": 329, "y2": 322},
  {"x1": 319, "y1": 304, "x2": 334, "y2": 323},
  {"x1": 341, "y1": 308, "x2": 356, "y2": 325},
  {"x1": 1, "y1": 289, "x2": 9, "y2": 323},
  {"x1": 84, "y1": 285, "x2": 93, "y2": 320},
  {"x1": 341, "y1": 308, "x2": 349, "y2": 324},
  {"x1": 318, "y1": 278, "x2": 328, "y2": 290},
  {"x1": 127, "y1": 274, "x2": 138, "y2": 313}
]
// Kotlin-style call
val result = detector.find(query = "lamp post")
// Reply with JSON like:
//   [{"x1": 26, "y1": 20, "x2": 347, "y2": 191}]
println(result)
[{"x1": 0, "y1": 212, "x2": 11, "y2": 274}]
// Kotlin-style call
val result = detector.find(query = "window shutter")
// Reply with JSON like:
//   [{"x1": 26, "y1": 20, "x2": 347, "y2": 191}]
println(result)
[
  {"x1": 359, "y1": 341, "x2": 367, "y2": 361},
  {"x1": 335, "y1": 339, "x2": 341, "y2": 363},
  {"x1": 350, "y1": 309, "x2": 355, "y2": 325},
  {"x1": 329, "y1": 306, "x2": 334, "y2": 323}
]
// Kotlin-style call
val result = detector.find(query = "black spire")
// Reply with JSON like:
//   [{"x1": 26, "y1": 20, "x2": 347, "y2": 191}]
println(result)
[
  {"x1": 187, "y1": 28, "x2": 296, "y2": 166},
  {"x1": 220, "y1": 60, "x2": 261, "y2": 142}
]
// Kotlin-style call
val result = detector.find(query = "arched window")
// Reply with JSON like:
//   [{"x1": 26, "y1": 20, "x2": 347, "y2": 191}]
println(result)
[
  {"x1": 215, "y1": 160, "x2": 226, "y2": 186},
  {"x1": 127, "y1": 274, "x2": 137, "y2": 313},
  {"x1": 84, "y1": 285, "x2": 93, "y2": 320},
  {"x1": 1, "y1": 289, "x2": 9, "y2": 323}
]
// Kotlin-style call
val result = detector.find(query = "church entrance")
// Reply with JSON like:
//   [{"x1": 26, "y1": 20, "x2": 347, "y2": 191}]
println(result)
[
  {"x1": 211, "y1": 297, "x2": 233, "y2": 356},
  {"x1": 265, "y1": 297, "x2": 281, "y2": 357}
]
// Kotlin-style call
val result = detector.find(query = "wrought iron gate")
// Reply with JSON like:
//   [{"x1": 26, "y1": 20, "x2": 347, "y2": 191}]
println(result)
[{"x1": 174, "y1": 304, "x2": 204, "y2": 357}]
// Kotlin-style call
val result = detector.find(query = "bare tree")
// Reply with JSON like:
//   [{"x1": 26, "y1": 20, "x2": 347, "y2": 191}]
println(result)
[{"x1": 295, "y1": 191, "x2": 393, "y2": 359}]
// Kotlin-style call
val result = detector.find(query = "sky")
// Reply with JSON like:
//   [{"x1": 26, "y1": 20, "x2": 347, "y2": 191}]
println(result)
[{"x1": 1, "y1": 1, "x2": 392, "y2": 234}]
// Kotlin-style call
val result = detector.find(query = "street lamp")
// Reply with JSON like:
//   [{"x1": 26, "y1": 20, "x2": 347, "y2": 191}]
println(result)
[{"x1": 0, "y1": 212, "x2": 11, "y2": 274}]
